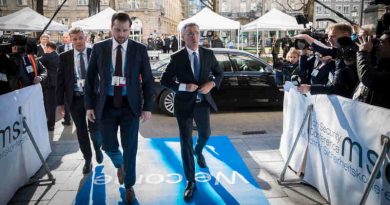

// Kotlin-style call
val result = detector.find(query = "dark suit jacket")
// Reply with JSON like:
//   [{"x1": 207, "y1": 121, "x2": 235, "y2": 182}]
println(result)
[
  {"x1": 39, "y1": 51, "x2": 59, "y2": 88},
  {"x1": 85, "y1": 39, "x2": 154, "y2": 119},
  {"x1": 160, "y1": 47, "x2": 223, "y2": 117},
  {"x1": 57, "y1": 44, "x2": 65, "y2": 54},
  {"x1": 56, "y1": 48, "x2": 91, "y2": 107},
  {"x1": 37, "y1": 45, "x2": 45, "y2": 57}
]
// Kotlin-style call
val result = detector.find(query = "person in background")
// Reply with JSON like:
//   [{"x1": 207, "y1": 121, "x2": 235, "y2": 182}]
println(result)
[
  {"x1": 271, "y1": 35, "x2": 281, "y2": 66},
  {"x1": 282, "y1": 48, "x2": 300, "y2": 82},
  {"x1": 57, "y1": 32, "x2": 73, "y2": 126},
  {"x1": 37, "y1": 33, "x2": 50, "y2": 57},
  {"x1": 171, "y1": 35, "x2": 178, "y2": 52},
  {"x1": 298, "y1": 49, "x2": 335, "y2": 85},
  {"x1": 211, "y1": 33, "x2": 224, "y2": 48},
  {"x1": 39, "y1": 41, "x2": 59, "y2": 131}
]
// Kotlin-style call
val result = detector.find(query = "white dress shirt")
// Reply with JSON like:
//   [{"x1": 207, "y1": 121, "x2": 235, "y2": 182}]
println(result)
[
  {"x1": 112, "y1": 38, "x2": 128, "y2": 75},
  {"x1": 178, "y1": 47, "x2": 200, "y2": 91}
]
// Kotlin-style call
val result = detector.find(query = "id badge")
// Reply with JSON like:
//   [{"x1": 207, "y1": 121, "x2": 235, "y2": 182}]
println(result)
[
  {"x1": 311, "y1": 69, "x2": 319, "y2": 77},
  {"x1": 0, "y1": 73, "x2": 7, "y2": 82},
  {"x1": 119, "y1": 77, "x2": 126, "y2": 87},
  {"x1": 26, "y1": 65, "x2": 34, "y2": 73},
  {"x1": 112, "y1": 76, "x2": 120, "y2": 86},
  {"x1": 112, "y1": 76, "x2": 126, "y2": 87},
  {"x1": 77, "y1": 79, "x2": 85, "y2": 88}
]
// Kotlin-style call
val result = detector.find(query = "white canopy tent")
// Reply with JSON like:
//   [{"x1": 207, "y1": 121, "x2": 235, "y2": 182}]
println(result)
[
  {"x1": 71, "y1": 7, "x2": 116, "y2": 31},
  {"x1": 177, "y1": 8, "x2": 241, "y2": 49},
  {"x1": 241, "y1": 8, "x2": 308, "y2": 55},
  {"x1": 0, "y1": 7, "x2": 67, "y2": 31}
]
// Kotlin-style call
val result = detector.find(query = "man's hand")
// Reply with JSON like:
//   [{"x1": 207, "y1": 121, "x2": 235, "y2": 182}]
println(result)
[
  {"x1": 57, "y1": 105, "x2": 65, "y2": 117},
  {"x1": 198, "y1": 81, "x2": 215, "y2": 94},
  {"x1": 186, "y1": 83, "x2": 198, "y2": 92},
  {"x1": 140, "y1": 111, "x2": 152, "y2": 123},
  {"x1": 297, "y1": 84, "x2": 311, "y2": 94},
  {"x1": 87, "y1": 109, "x2": 96, "y2": 123},
  {"x1": 33, "y1": 76, "x2": 42, "y2": 84},
  {"x1": 357, "y1": 35, "x2": 373, "y2": 52}
]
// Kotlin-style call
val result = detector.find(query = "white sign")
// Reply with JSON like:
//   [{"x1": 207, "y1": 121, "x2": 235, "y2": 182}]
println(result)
[
  {"x1": 0, "y1": 84, "x2": 51, "y2": 204},
  {"x1": 280, "y1": 82, "x2": 390, "y2": 205}
]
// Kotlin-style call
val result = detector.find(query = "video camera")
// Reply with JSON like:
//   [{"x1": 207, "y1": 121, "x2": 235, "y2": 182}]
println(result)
[
  {"x1": 294, "y1": 15, "x2": 328, "y2": 50},
  {"x1": 0, "y1": 35, "x2": 37, "y2": 54}
]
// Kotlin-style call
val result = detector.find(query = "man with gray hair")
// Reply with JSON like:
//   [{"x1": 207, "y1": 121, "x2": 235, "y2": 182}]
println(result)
[
  {"x1": 161, "y1": 22, "x2": 223, "y2": 201},
  {"x1": 56, "y1": 27, "x2": 103, "y2": 174}
]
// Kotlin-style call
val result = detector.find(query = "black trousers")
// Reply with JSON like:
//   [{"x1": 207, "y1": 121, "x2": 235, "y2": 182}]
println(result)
[
  {"x1": 64, "y1": 101, "x2": 71, "y2": 122},
  {"x1": 43, "y1": 86, "x2": 56, "y2": 128},
  {"x1": 70, "y1": 95, "x2": 101, "y2": 161},
  {"x1": 176, "y1": 102, "x2": 210, "y2": 182}
]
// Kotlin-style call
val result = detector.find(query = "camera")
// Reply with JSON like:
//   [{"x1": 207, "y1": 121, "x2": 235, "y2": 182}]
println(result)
[
  {"x1": 369, "y1": 0, "x2": 390, "y2": 5},
  {"x1": 334, "y1": 36, "x2": 358, "y2": 62},
  {"x1": 294, "y1": 30, "x2": 328, "y2": 50},
  {"x1": 0, "y1": 35, "x2": 37, "y2": 54}
]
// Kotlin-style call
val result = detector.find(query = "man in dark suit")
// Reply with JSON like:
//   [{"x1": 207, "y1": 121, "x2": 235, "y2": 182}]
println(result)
[
  {"x1": 56, "y1": 27, "x2": 103, "y2": 174},
  {"x1": 57, "y1": 32, "x2": 73, "y2": 126},
  {"x1": 39, "y1": 41, "x2": 59, "y2": 131},
  {"x1": 37, "y1": 33, "x2": 50, "y2": 57},
  {"x1": 57, "y1": 32, "x2": 73, "y2": 54},
  {"x1": 85, "y1": 12, "x2": 154, "y2": 204},
  {"x1": 163, "y1": 34, "x2": 171, "y2": 53},
  {"x1": 161, "y1": 22, "x2": 223, "y2": 201}
]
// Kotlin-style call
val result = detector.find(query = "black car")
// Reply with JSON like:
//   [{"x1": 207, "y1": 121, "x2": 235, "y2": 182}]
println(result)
[{"x1": 152, "y1": 48, "x2": 283, "y2": 116}]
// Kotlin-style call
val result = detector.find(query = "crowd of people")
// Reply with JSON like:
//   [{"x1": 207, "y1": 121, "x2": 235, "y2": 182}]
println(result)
[{"x1": 271, "y1": 22, "x2": 390, "y2": 109}]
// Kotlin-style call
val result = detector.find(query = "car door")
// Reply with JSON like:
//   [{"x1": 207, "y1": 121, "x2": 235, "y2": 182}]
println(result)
[
  {"x1": 229, "y1": 53, "x2": 274, "y2": 104},
  {"x1": 211, "y1": 53, "x2": 239, "y2": 106}
]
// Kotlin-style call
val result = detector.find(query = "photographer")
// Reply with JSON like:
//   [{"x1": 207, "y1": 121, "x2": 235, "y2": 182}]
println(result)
[
  {"x1": 295, "y1": 23, "x2": 359, "y2": 99},
  {"x1": 298, "y1": 49, "x2": 335, "y2": 85},
  {"x1": 0, "y1": 50, "x2": 19, "y2": 95},
  {"x1": 10, "y1": 43, "x2": 47, "y2": 88},
  {"x1": 353, "y1": 31, "x2": 390, "y2": 109}
]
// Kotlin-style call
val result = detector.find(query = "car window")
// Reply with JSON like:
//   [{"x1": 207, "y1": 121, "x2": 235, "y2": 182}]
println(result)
[
  {"x1": 152, "y1": 58, "x2": 170, "y2": 71},
  {"x1": 215, "y1": 54, "x2": 233, "y2": 72},
  {"x1": 230, "y1": 54, "x2": 267, "y2": 72}
]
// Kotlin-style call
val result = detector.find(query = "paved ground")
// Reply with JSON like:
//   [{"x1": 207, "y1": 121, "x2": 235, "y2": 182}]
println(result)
[{"x1": 8, "y1": 109, "x2": 328, "y2": 205}]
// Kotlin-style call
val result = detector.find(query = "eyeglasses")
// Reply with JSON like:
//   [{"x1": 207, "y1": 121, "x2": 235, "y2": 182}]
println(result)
[{"x1": 185, "y1": 32, "x2": 199, "y2": 37}]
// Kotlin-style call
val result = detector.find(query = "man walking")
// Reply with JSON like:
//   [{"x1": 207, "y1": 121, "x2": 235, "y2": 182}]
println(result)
[
  {"x1": 85, "y1": 12, "x2": 154, "y2": 204},
  {"x1": 56, "y1": 27, "x2": 103, "y2": 174},
  {"x1": 161, "y1": 22, "x2": 223, "y2": 201}
]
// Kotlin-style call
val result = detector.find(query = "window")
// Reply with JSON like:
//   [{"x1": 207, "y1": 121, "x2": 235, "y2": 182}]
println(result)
[
  {"x1": 250, "y1": 3, "x2": 257, "y2": 11},
  {"x1": 44, "y1": 0, "x2": 48, "y2": 6},
  {"x1": 343, "y1": 5, "x2": 350, "y2": 15},
  {"x1": 0, "y1": 0, "x2": 6, "y2": 6},
  {"x1": 127, "y1": 0, "x2": 140, "y2": 9},
  {"x1": 335, "y1": 5, "x2": 342, "y2": 13},
  {"x1": 100, "y1": 0, "x2": 109, "y2": 5},
  {"x1": 215, "y1": 54, "x2": 233, "y2": 72},
  {"x1": 221, "y1": 2, "x2": 230, "y2": 12},
  {"x1": 58, "y1": 0, "x2": 68, "y2": 6},
  {"x1": 58, "y1": 17, "x2": 69, "y2": 26},
  {"x1": 316, "y1": 6, "x2": 323, "y2": 15},
  {"x1": 230, "y1": 55, "x2": 266, "y2": 72},
  {"x1": 77, "y1": 0, "x2": 87, "y2": 5},
  {"x1": 239, "y1": 2, "x2": 246, "y2": 12},
  {"x1": 16, "y1": 0, "x2": 27, "y2": 6}
]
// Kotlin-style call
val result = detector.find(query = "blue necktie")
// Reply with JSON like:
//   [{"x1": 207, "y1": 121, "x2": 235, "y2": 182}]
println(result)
[{"x1": 193, "y1": 52, "x2": 200, "y2": 82}]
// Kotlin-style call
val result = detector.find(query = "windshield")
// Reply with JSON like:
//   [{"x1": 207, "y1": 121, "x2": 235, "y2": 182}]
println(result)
[{"x1": 152, "y1": 58, "x2": 170, "y2": 71}]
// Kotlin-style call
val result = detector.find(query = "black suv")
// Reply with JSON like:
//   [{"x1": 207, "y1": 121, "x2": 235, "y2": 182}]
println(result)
[{"x1": 152, "y1": 48, "x2": 283, "y2": 116}]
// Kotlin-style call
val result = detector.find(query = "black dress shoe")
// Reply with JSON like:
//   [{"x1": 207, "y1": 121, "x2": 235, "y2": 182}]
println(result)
[
  {"x1": 95, "y1": 150, "x2": 103, "y2": 164},
  {"x1": 62, "y1": 121, "x2": 71, "y2": 126},
  {"x1": 184, "y1": 181, "x2": 196, "y2": 201},
  {"x1": 195, "y1": 152, "x2": 207, "y2": 168},
  {"x1": 83, "y1": 161, "x2": 92, "y2": 174}
]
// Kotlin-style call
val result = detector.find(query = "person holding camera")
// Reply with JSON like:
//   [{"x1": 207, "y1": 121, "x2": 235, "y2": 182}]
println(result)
[
  {"x1": 0, "y1": 50, "x2": 19, "y2": 95},
  {"x1": 295, "y1": 23, "x2": 359, "y2": 98},
  {"x1": 298, "y1": 49, "x2": 335, "y2": 85},
  {"x1": 353, "y1": 31, "x2": 390, "y2": 109},
  {"x1": 10, "y1": 43, "x2": 47, "y2": 88}
]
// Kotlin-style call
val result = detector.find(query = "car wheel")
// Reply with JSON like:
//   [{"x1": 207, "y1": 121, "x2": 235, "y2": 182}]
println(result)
[{"x1": 159, "y1": 90, "x2": 175, "y2": 116}]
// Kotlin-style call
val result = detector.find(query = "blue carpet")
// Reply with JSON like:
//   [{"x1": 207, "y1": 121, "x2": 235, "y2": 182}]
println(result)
[{"x1": 73, "y1": 136, "x2": 269, "y2": 205}]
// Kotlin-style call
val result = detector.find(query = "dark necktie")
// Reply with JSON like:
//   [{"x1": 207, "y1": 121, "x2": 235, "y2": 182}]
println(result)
[
  {"x1": 193, "y1": 52, "x2": 200, "y2": 82},
  {"x1": 79, "y1": 53, "x2": 86, "y2": 79},
  {"x1": 113, "y1": 45, "x2": 123, "y2": 108}
]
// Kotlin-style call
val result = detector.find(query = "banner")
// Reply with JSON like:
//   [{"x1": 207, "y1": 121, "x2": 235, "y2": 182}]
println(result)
[
  {"x1": 280, "y1": 81, "x2": 390, "y2": 205},
  {"x1": 0, "y1": 85, "x2": 51, "y2": 204}
]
